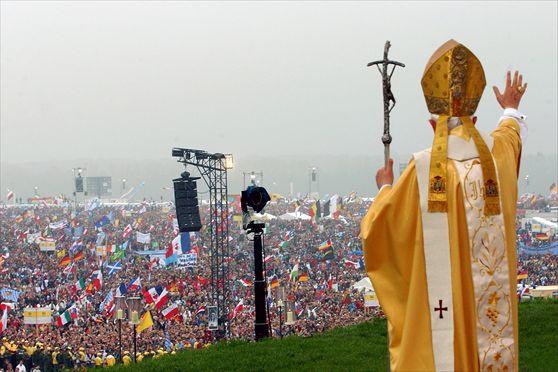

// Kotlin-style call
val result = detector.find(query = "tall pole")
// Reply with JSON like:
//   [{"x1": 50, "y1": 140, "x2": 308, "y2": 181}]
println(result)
[
  {"x1": 133, "y1": 325, "x2": 137, "y2": 363},
  {"x1": 252, "y1": 223, "x2": 269, "y2": 340},
  {"x1": 118, "y1": 319, "x2": 122, "y2": 363},
  {"x1": 278, "y1": 306, "x2": 283, "y2": 339}
]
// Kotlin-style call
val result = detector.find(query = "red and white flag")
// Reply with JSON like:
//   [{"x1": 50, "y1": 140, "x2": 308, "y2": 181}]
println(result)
[
  {"x1": 92, "y1": 270, "x2": 103, "y2": 291},
  {"x1": 6, "y1": 190, "x2": 14, "y2": 201},
  {"x1": 0, "y1": 309, "x2": 8, "y2": 333},
  {"x1": 123, "y1": 224, "x2": 133, "y2": 239},
  {"x1": 238, "y1": 279, "x2": 252, "y2": 287},
  {"x1": 229, "y1": 300, "x2": 244, "y2": 320},
  {"x1": 162, "y1": 303, "x2": 179, "y2": 320}
]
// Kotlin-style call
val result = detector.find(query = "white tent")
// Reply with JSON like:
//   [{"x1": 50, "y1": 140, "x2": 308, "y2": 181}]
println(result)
[
  {"x1": 531, "y1": 217, "x2": 558, "y2": 230},
  {"x1": 253, "y1": 212, "x2": 277, "y2": 222},
  {"x1": 352, "y1": 277, "x2": 374, "y2": 292},
  {"x1": 279, "y1": 211, "x2": 311, "y2": 221}
]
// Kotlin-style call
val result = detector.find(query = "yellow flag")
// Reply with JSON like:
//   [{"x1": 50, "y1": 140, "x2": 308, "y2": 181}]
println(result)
[
  {"x1": 56, "y1": 249, "x2": 66, "y2": 259},
  {"x1": 136, "y1": 311, "x2": 153, "y2": 333}
]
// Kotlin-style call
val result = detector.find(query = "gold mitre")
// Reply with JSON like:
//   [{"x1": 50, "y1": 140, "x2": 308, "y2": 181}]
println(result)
[
  {"x1": 421, "y1": 39, "x2": 486, "y2": 117},
  {"x1": 422, "y1": 40, "x2": 500, "y2": 217}
]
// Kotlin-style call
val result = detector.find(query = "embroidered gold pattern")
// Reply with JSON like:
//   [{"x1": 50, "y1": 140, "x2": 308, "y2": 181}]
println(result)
[{"x1": 456, "y1": 159, "x2": 515, "y2": 371}]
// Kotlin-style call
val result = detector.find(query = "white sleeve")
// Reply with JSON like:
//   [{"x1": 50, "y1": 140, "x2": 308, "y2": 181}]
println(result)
[{"x1": 499, "y1": 108, "x2": 528, "y2": 142}]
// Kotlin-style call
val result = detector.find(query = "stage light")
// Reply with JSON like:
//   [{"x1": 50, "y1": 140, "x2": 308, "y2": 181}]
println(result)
[
  {"x1": 224, "y1": 154, "x2": 234, "y2": 170},
  {"x1": 172, "y1": 148, "x2": 185, "y2": 158},
  {"x1": 173, "y1": 171, "x2": 202, "y2": 232}
]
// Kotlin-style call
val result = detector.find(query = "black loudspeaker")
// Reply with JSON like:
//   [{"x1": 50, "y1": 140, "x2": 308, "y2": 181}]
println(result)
[
  {"x1": 173, "y1": 176, "x2": 202, "y2": 232},
  {"x1": 75, "y1": 176, "x2": 84, "y2": 193}
]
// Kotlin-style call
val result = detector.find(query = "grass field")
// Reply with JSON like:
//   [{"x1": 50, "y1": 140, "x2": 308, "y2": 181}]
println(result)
[{"x1": 112, "y1": 300, "x2": 557, "y2": 371}]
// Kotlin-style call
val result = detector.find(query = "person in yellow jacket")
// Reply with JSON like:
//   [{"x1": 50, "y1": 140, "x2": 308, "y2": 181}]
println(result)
[
  {"x1": 78, "y1": 347, "x2": 87, "y2": 364},
  {"x1": 105, "y1": 353, "x2": 116, "y2": 366},
  {"x1": 52, "y1": 347, "x2": 60, "y2": 367},
  {"x1": 122, "y1": 351, "x2": 132, "y2": 365},
  {"x1": 136, "y1": 352, "x2": 144, "y2": 363},
  {"x1": 94, "y1": 353, "x2": 103, "y2": 367}
]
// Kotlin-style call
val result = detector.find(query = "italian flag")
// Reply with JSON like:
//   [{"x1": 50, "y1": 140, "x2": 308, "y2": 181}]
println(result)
[
  {"x1": 73, "y1": 278, "x2": 85, "y2": 293},
  {"x1": 57, "y1": 310, "x2": 72, "y2": 326}
]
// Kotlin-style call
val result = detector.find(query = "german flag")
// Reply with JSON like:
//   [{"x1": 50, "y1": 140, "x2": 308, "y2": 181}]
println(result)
[
  {"x1": 517, "y1": 270, "x2": 528, "y2": 280},
  {"x1": 58, "y1": 255, "x2": 71, "y2": 267},
  {"x1": 73, "y1": 251, "x2": 84, "y2": 262},
  {"x1": 318, "y1": 240, "x2": 332, "y2": 251},
  {"x1": 269, "y1": 276, "x2": 279, "y2": 289},
  {"x1": 298, "y1": 272, "x2": 309, "y2": 282},
  {"x1": 319, "y1": 240, "x2": 334, "y2": 261}
]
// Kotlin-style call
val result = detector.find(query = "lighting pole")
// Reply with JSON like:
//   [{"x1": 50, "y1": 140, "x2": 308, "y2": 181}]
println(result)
[
  {"x1": 115, "y1": 296, "x2": 127, "y2": 363},
  {"x1": 308, "y1": 167, "x2": 318, "y2": 197},
  {"x1": 277, "y1": 286, "x2": 285, "y2": 339},
  {"x1": 122, "y1": 178, "x2": 127, "y2": 192},
  {"x1": 127, "y1": 297, "x2": 142, "y2": 362}
]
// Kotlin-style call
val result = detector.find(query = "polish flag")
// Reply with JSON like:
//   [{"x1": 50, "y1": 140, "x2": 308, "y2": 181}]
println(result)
[
  {"x1": 229, "y1": 300, "x2": 244, "y2": 320},
  {"x1": 0, "y1": 309, "x2": 8, "y2": 333},
  {"x1": 122, "y1": 224, "x2": 133, "y2": 239},
  {"x1": 264, "y1": 255, "x2": 273, "y2": 264},
  {"x1": 162, "y1": 303, "x2": 180, "y2": 321}
]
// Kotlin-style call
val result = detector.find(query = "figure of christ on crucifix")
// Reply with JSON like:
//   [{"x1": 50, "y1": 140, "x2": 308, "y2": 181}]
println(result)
[{"x1": 361, "y1": 40, "x2": 528, "y2": 371}]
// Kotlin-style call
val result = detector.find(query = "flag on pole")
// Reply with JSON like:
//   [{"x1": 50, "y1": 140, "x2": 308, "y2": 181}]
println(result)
[
  {"x1": 116, "y1": 283, "x2": 128, "y2": 297},
  {"x1": 238, "y1": 279, "x2": 252, "y2": 287},
  {"x1": 194, "y1": 306, "x2": 205, "y2": 316},
  {"x1": 56, "y1": 310, "x2": 72, "y2": 327},
  {"x1": 143, "y1": 285, "x2": 168, "y2": 310},
  {"x1": 162, "y1": 303, "x2": 179, "y2": 321},
  {"x1": 92, "y1": 270, "x2": 103, "y2": 291},
  {"x1": 106, "y1": 261, "x2": 122, "y2": 277},
  {"x1": 127, "y1": 277, "x2": 142, "y2": 291},
  {"x1": 6, "y1": 190, "x2": 14, "y2": 201},
  {"x1": 137, "y1": 311, "x2": 154, "y2": 333},
  {"x1": 289, "y1": 263, "x2": 299, "y2": 282},
  {"x1": 58, "y1": 255, "x2": 71, "y2": 267},
  {"x1": 0, "y1": 309, "x2": 7, "y2": 333},
  {"x1": 72, "y1": 278, "x2": 86, "y2": 293},
  {"x1": 229, "y1": 300, "x2": 244, "y2": 320}
]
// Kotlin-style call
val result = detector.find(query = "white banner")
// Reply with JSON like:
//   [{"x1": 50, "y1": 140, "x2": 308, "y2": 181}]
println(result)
[
  {"x1": 177, "y1": 252, "x2": 197, "y2": 267},
  {"x1": 364, "y1": 291, "x2": 379, "y2": 308},
  {"x1": 49, "y1": 219, "x2": 68, "y2": 230},
  {"x1": 23, "y1": 307, "x2": 52, "y2": 325},
  {"x1": 39, "y1": 241, "x2": 56, "y2": 252},
  {"x1": 136, "y1": 232, "x2": 151, "y2": 244}
]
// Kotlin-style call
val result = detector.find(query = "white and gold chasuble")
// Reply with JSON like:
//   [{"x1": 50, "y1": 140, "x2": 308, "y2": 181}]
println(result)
[{"x1": 361, "y1": 119, "x2": 522, "y2": 371}]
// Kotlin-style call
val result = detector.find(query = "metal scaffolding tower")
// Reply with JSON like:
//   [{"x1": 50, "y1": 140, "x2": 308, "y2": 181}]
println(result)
[{"x1": 172, "y1": 148, "x2": 233, "y2": 338}]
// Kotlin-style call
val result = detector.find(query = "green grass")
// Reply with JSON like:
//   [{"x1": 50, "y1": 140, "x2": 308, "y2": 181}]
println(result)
[{"x1": 112, "y1": 300, "x2": 557, "y2": 371}]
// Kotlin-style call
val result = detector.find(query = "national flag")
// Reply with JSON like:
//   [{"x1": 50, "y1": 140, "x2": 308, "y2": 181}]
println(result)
[
  {"x1": 239, "y1": 279, "x2": 252, "y2": 287},
  {"x1": 535, "y1": 233, "x2": 549, "y2": 241},
  {"x1": 111, "y1": 246, "x2": 126, "y2": 261},
  {"x1": 298, "y1": 272, "x2": 309, "y2": 282},
  {"x1": 194, "y1": 306, "x2": 205, "y2": 316},
  {"x1": 229, "y1": 300, "x2": 244, "y2": 320},
  {"x1": 73, "y1": 278, "x2": 86, "y2": 293},
  {"x1": 92, "y1": 270, "x2": 103, "y2": 291},
  {"x1": 56, "y1": 310, "x2": 72, "y2": 327},
  {"x1": 95, "y1": 216, "x2": 110, "y2": 229},
  {"x1": 164, "y1": 331, "x2": 173, "y2": 351},
  {"x1": 15, "y1": 215, "x2": 23, "y2": 223},
  {"x1": 162, "y1": 303, "x2": 180, "y2": 321},
  {"x1": 137, "y1": 311, "x2": 154, "y2": 333},
  {"x1": 172, "y1": 233, "x2": 191, "y2": 254},
  {"x1": 264, "y1": 255, "x2": 274, "y2": 264},
  {"x1": 289, "y1": 263, "x2": 299, "y2": 282},
  {"x1": 0, "y1": 309, "x2": 7, "y2": 333},
  {"x1": 269, "y1": 276, "x2": 279, "y2": 289},
  {"x1": 279, "y1": 240, "x2": 289, "y2": 249},
  {"x1": 0, "y1": 288, "x2": 20, "y2": 302},
  {"x1": 127, "y1": 277, "x2": 142, "y2": 291},
  {"x1": 99, "y1": 291, "x2": 114, "y2": 314},
  {"x1": 69, "y1": 305, "x2": 79, "y2": 319},
  {"x1": 116, "y1": 283, "x2": 128, "y2": 297},
  {"x1": 318, "y1": 240, "x2": 332, "y2": 251},
  {"x1": 123, "y1": 224, "x2": 133, "y2": 239},
  {"x1": 344, "y1": 259, "x2": 361, "y2": 269},
  {"x1": 58, "y1": 255, "x2": 71, "y2": 267},
  {"x1": 144, "y1": 285, "x2": 168, "y2": 310},
  {"x1": 106, "y1": 261, "x2": 122, "y2": 277},
  {"x1": 0, "y1": 303, "x2": 14, "y2": 312},
  {"x1": 6, "y1": 190, "x2": 14, "y2": 201},
  {"x1": 517, "y1": 270, "x2": 528, "y2": 280},
  {"x1": 73, "y1": 250, "x2": 84, "y2": 262}
]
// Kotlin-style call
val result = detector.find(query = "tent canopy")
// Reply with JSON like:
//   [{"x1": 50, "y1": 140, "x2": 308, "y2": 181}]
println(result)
[
  {"x1": 279, "y1": 211, "x2": 311, "y2": 221},
  {"x1": 352, "y1": 277, "x2": 374, "y2": 292}
]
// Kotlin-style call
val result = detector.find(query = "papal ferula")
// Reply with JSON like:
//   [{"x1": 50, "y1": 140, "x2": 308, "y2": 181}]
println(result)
[{"x1": 361, "y1": 39, "x2": 528, "y2": 372}]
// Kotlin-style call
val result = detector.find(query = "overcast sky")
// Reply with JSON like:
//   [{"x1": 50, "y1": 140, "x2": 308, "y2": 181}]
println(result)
[{"x1": 1, "y1": 1, "x2": 556, "y2": 170}]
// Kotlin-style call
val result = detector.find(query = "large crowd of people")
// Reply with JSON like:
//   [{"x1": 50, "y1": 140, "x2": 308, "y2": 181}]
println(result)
[
  {"x1": 0, "y1": 196, "x2": 378, "y2": 370},
  {"x1": 0, "y1": 193, "x2": 556, "y2": 370}
]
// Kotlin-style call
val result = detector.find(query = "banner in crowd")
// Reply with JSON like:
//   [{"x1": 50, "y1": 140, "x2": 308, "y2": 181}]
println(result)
[
  {"x1": 39, "y1": 241, "x2": 56, "y2": 252},
  {"x1": 364, "y1": 291, "x2": 379, "y2": 307},
  {"x1": 177, "y1": 252, "x2": 198, "y2": 267},
  {"x1": 518, "y1": 241, "x2": 558, "y2": 256},
  {"x1": 23, "y1": 307, "x2": 52, "y2": 325},
  {"x1": 136, "y1": 232, "x2": 151, "y2": 244},
  {"x1": 49, "y1": 219, "x2": 68, "y2": 230}
]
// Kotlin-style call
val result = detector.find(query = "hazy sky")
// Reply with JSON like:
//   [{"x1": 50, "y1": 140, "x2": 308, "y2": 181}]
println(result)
[{"x1": 1, "y1": 1, "x2": 557, "y2": 165}]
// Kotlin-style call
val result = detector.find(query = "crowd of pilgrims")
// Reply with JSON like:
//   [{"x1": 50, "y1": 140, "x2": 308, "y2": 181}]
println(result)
[{"x1": 0, "y1": 197, "x2": 379, "y2": 370}]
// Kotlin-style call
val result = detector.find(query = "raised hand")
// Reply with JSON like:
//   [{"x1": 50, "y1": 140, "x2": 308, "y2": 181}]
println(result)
[
  {"x1": 376, "y1": 158, "x2": 394, "y2": 190},
  {"x1": 492, "y1": 70, "x2": 527, "y2": 110}
]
